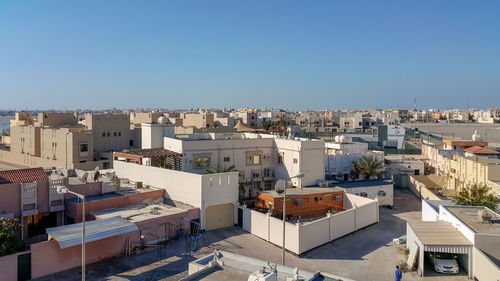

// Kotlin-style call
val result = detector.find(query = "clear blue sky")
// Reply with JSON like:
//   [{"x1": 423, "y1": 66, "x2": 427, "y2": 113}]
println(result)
[{"x1": 0, "y1": 0, "x2": 499, "y2": 110}]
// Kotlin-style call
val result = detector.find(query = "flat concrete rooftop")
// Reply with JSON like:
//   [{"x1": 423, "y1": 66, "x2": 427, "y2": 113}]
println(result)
[
  {"x1": 91, "y1": 202, "x2": 191, "y2": 223},
  {"x1": 444, "y1": 205, "x2": 500, "y2": 235},
  {"x1": 182, "y1": 251, "x2": 351, "y2": 281},
  {"x1": 66, "y1": 192, "x2": 123, "y2": 203}
]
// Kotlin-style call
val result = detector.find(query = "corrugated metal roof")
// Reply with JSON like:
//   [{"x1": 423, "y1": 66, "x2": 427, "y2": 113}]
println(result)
[
  {"x1": 46, "y1": 216, "x2": 138, "y2": 249},
  {"x1": 408, "y1": 221, "x2": 472, "y2": 246}
]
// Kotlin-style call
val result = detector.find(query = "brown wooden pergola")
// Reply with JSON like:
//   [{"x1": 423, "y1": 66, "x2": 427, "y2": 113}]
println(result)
[{"x1": 114, "y1": 148, "x2": 183, "y2": 170}]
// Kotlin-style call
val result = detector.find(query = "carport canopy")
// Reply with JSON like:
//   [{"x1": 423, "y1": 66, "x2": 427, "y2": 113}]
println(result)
[
  {"x1": 407, "y1": 221, "x2": 473, "y2": 278},
  {"x1": 46, "y1": 216, "x2": 138, "y2": 249}
]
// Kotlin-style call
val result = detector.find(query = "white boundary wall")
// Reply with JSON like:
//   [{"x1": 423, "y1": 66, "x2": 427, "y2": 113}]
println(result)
[
  {"x1": 422, "y1": 200, "x2": 439, "y2": 221},
  {"x1": 113, "y1": 160, "x2": 238, "y2": 229},
  {"x1": 241, "y1": 194, "x2": 378, "y2": 255}
]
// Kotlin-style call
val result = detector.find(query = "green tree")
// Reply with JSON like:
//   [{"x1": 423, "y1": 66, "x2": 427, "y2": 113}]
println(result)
[
  {"x1": 356, "y1": 155, "x2": 384, "y2": 180},
  {"x1": 206, "y1": 164, "x2": 237, "y2": 174},
  {"x1": 0, "y1": 218, "x2": 24, "y2": 256},
  {"x1": 453, "y1": 183, "x2": 500, "y2": 211},
  {"x1": 260, "y1": 121, "x2": 273, "y2": 133}
]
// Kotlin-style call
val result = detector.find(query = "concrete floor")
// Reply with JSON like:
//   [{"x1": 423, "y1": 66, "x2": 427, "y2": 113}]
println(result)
[
  {"x1": 35, "y1": 188, "x2": 470, "y2": 281},
  {"x1": 405, "y1": 122, "x2": 500, "y2": 147}
]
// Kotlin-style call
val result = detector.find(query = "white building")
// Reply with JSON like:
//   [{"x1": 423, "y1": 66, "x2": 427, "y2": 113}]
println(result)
[
  {"x1": 408, "y1": 200, "x2": 500, "y2": 280},
  {"x1": 334, "y1": 179, "x2": 394, "y2": 207},
  {"x1": 325, "y1": 137, "x2": 384, "y2": 181},
  {"x1": 378, "y1": 125, "x2": 405, "y2": 150},
  {"x1": 141, "y1": 119, "x2": 175, "y2": 149},
  {"x1": 113, "y1": 160, "x2": 238, "y2": 231},
  {"x1": 163, "y1": 133, "x2": 325, "y2": 197}
]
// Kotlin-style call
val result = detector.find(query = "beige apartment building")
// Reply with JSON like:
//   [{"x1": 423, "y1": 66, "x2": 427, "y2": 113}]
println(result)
[
  {"x1": 130, "y1": 111, "x2": 165, "y2": 126},
  {"x1": 1, "y1": 112, "x2": 139, "y2": 170},
  {"x1": 231, "y1": 109, "x2": 258, "y2": 128},
  {"x1": 163, "y1": 133, "x2": 325, "y2": 198},
  {"x1": 422, "y1": 141, "x2": 500, "y2": 195},
  {"x1": 180, "y1": 112, "x2": 215, "y2": 129}
]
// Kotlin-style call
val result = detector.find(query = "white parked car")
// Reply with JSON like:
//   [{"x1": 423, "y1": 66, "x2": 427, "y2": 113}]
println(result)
[{"x1": 427, "y1": 252, "x2": 459, "y2": 274}]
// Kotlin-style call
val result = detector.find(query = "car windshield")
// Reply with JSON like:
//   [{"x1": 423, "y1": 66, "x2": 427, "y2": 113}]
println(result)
[{"x1": 435, "y1": 253, "x2": 454, "y2": 259}]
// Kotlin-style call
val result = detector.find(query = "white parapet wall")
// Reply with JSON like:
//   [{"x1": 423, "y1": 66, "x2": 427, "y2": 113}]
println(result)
[
  {"x1": 113, "y1": 160, "x2": 238, "y2": 229},
  {"x1": 241, "y1": 193, "x2": 379, "y2": 255}
]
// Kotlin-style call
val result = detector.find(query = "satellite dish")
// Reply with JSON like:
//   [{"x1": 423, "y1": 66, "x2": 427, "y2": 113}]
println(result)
[
  {"x1": 80, "y1": 172, "x2": 88, "y2": 183},
  {"x1": 93, "y1": 166, "x2": 100, "y2": 182},
  {"x1": 49, "y1": 167, "x2": 64, "y2": 180},
  {"x1": 275, "y1": 179, "x2": 286, "y2": 194}
]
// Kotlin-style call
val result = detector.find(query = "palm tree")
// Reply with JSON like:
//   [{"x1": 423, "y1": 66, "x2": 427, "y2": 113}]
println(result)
[
  {"x1": 206, "y1": 164, "x2": 236, "y2": 174},
  {"x1": 356, "y1": 155, "x2": 384, "y2": 180},
  {"x1": 260, "y1": 121, "x2": 273, "y2": 133},
  {"x1": 453, "y1": 183, "x2": 500, "y2": 211}
]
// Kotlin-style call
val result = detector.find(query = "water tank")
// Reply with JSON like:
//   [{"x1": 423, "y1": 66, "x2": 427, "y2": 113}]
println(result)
[
  {"x1": 339, "y1": 135, "x2": 346, "y2": 143},
  {"x1": 472, "y1": 130, "x2": 481, "y2": 141}
]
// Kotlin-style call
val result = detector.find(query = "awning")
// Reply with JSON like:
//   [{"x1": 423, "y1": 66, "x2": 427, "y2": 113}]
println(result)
[{"x1": 46, "y1": 216, "x2": 138, "y2": 249}]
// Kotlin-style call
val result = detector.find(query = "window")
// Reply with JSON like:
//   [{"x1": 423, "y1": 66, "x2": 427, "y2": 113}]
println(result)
[
  {"x1": 129, "y1": 140, "x2": 134, "y2": 147},
  {"x1": 28, "y1": 212, "x2": 57, "y2": 237},
  {"x1": 102, "y1": 132, "x2": 105, "y2": 137},
  {"x1": 246, "y1": 153, "x2": 261, "y2": 166},
  {"x1": 360, "y1": 192, "x2": 368, "y2": 197},
  {"x1": 113, "y1": 132, "x2": 117, "y2": 136},
  {"x1": 377, "y1": 190, "x2": 386, "y2": 196},
  {"x1": 314, "y1": 197, "x2": 318, "y2": 203},
  {"x1": 79, "y1": 143, "x2": 88, "y2": 152},
  {"x1": 277, "y1": 152, "x2": 284, "y2": 164},
  {"x1": 414, "y1": 169, "x2": 420, "y2": 175},
  {"x1": 223, "y1": 157, "x2": 230, "y2": 162},
  {"x1": 194, "y1": 154, "x2": 211, "y2": 168},
  {"x1": 263, "y1": 168, "x2": 273, "y2": 177},
  {"x1": 118, "y1": 132, "x2": 121, "y2": 136},
  {"x1": 293, "y1": 158, "x2": 298, "y2": 164},
  {"x1": 107, "y1": 132, "x2": 110, "y2": 137}
]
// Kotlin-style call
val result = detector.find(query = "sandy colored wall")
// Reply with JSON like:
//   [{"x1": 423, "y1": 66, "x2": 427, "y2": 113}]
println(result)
[
  {"x1": 0, "y1": 250, "x2": 30, "y2": 281},
  {"x1": 298, "y1": 216, "x2": 330, "y2": 253},
  {"x1": 114, "y1": 160, "x2": 202, "y2": 207},
  {"x1": 241, "y1": 193, "x2": 378, "y2": 255},
  {"x1": 0, "y1": 182, "x2": 21, "y2": 217},
  {"x1": 330, "y1": 209, "x2": 356, "y2": 240},
  {"x1": 30, "y1": 230, "x2": 140, "y2": 279},
  {"x1": 473, "y1": 247, "x2": 500, "y2": 281},
  {"x1": 269, "y1": 215, "x2": 299, "y2": 254},
  {"x1": 0, "y1": 149, "x2": 107, "y2": 170},
  {"x1": 408, "y1": 177, "x2": 442, "y2": 201}
]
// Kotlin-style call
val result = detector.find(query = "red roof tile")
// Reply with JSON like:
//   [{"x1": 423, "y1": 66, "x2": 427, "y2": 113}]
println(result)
[
  {"x1": 0, "y1": 167, "x2": 49, "y2": 184},
  {"x1": 464, "y1": 146, "x2": 500, "y2": 155}
]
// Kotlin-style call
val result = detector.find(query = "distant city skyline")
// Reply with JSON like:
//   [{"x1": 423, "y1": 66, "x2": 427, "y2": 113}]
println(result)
[{"x1": 1, "y1": 1, "x2": 499, "y2": 110}]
